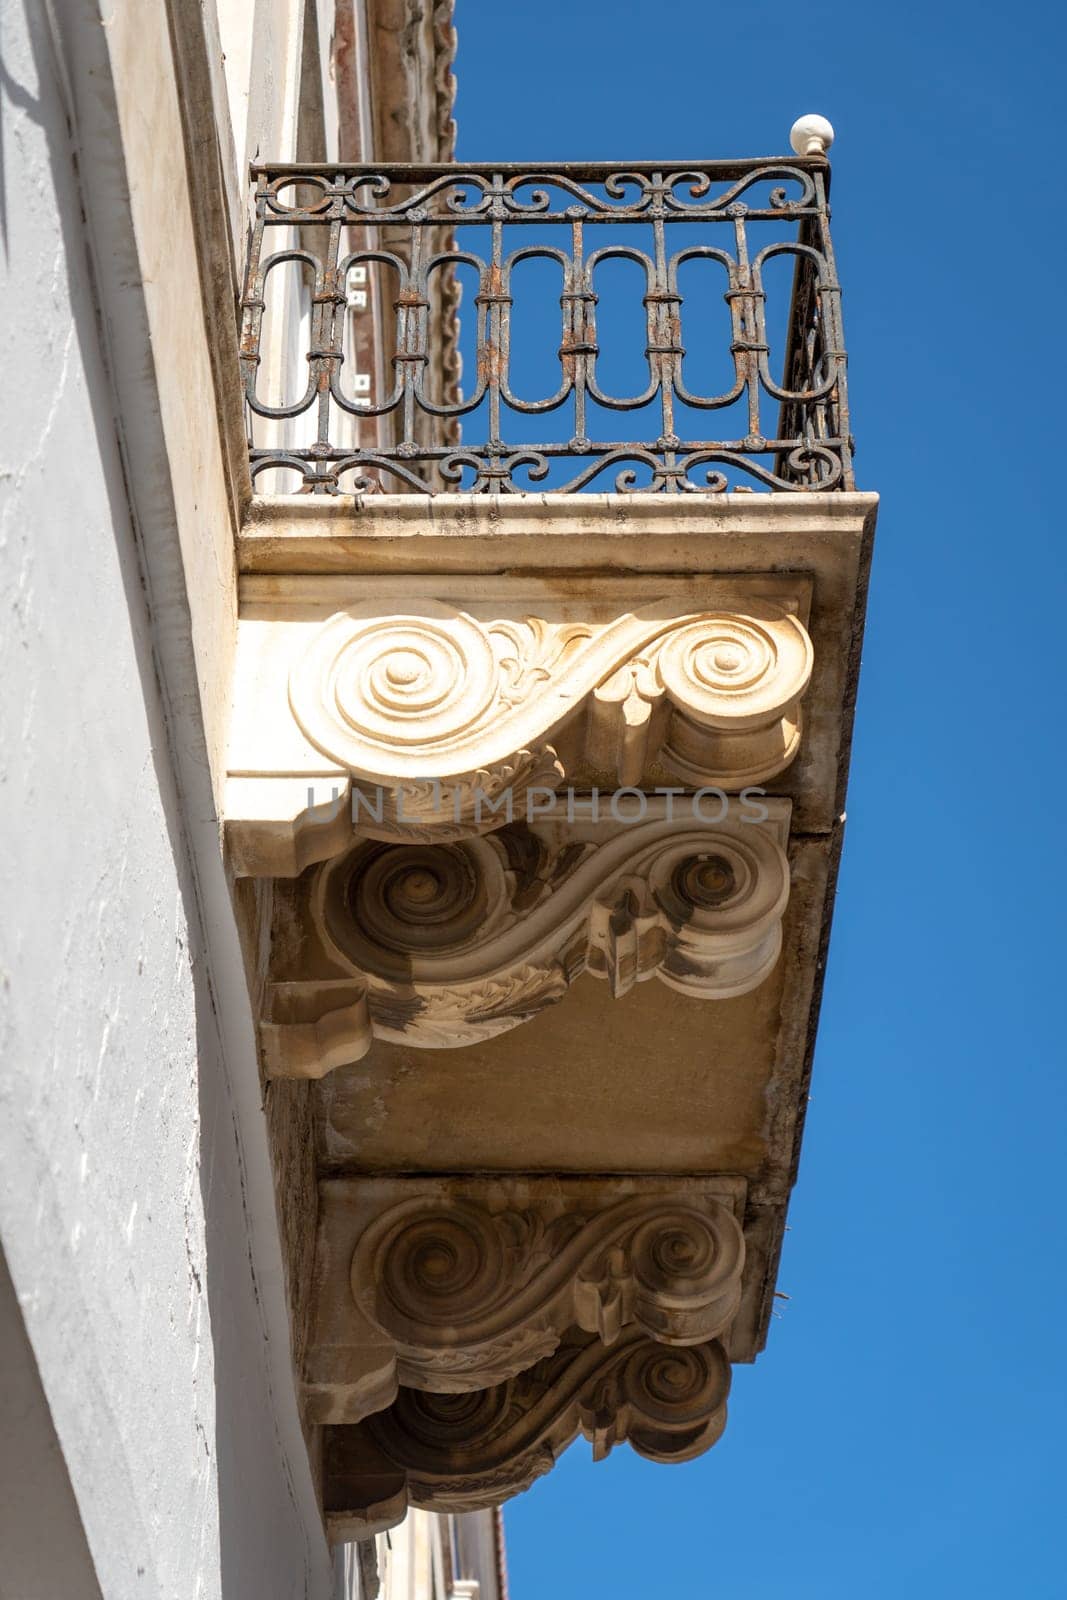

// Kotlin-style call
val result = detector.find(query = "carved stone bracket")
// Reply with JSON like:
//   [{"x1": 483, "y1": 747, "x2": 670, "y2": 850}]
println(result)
[
  {"x1": 322, "y1": 1329, "x2": 731, "y2": 1537},
  {"x1": 226, "y1": 586, "x2": 811, "y2": 873},
  {"x1": 260, "y1": 797, "x2": 791, "y2": 1076},
  {"x1": 305, "y1": 1177, "x2": 745, "y2": 1425}
]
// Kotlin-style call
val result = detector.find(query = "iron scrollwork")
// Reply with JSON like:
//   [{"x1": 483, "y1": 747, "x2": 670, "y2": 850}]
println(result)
[{"x1": 239, "y1": 159, "x2": 853, "y2": 496}]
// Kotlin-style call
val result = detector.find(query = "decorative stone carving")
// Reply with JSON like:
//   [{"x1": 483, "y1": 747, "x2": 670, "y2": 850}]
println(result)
[
  {"x1": 260, "y1": 798, "x2": 791, "y2": 1076},
  {"x1": 322, "y1": 1329, "x2": 731, "y2": 1536},
  {"x1": 305, "y1": 1177, "x2": 745, "y2": 1425},
  {"x1": 225, "y1": 585, "x2": 811, "y2": 872},
  {"x1": 290, "y1": 599, "x2": 812, "y2": 791}
]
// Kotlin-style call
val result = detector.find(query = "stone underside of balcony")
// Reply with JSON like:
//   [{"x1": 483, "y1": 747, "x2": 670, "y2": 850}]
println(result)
[{"x1": 225, "y1": 490, "x2": 876, "y2": 1533}]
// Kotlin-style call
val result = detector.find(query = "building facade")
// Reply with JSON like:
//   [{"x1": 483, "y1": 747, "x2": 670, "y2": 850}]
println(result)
[
  {"x1": 0, "y1": 1, "x2": 874, "y2": 1595},
  {"x1": 340, "y1": 1507, "x2": 507, "y2": 1600}
]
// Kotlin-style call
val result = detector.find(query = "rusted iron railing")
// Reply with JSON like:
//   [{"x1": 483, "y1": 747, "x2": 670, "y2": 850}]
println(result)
[{"x1": 240, "y1": 159, "x2": 853, "y2": 495}]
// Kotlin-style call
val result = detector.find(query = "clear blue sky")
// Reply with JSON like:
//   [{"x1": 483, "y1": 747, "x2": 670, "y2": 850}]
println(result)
[{"x1": 453, "y1": 2, "x2": 1066, "y2": 1594}]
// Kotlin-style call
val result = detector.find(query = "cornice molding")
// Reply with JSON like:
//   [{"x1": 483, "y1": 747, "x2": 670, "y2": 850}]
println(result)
[{"x1": 237, "y1": 488, "x2": 879, "y2": 574}]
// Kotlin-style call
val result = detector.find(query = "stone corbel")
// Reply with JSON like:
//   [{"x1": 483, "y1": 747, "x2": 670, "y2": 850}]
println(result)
[
  {"x1": 322, "y1": 1329, "x2": 731, "y2": 1538},
  {"x1": 260, "y1": 798, "x2": 791, "y2": 1077},
  {"x1": 225, "y1": 591, "x2": 811, "y2": 873},
  {"x1": 305, "y1": 1178, "x2": 745, "y2": 1425}
]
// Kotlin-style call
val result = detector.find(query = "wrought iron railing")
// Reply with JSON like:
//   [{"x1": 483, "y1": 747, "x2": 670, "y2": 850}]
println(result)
[{"x1": 239, "y1": 159, "x2": 853, "y2": 495}]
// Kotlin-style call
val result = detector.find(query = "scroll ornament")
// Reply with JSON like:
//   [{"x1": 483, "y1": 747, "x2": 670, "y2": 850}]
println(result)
[
  {"x1": 285, "y1": 599, "x2": 812, "y2": 840},
  {"x1": 304, "y1": 1191, "x2": 744, "y2": 1425},
  {"x1": 322, "y1": 1330, "x2": 731, "y2": 1535},
  {"x1": 260, "y1": 806, "x2": 791, "y2": 1076}
]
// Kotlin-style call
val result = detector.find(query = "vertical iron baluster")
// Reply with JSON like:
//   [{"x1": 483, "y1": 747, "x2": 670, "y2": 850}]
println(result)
[
  {"x1": 805, "y1": 247, "x2": 825, "y2": 483},
  {"x1": 811, "y1": 169, "x2": 852, "y2": 488},
  {"x1": 732, "y1": 211, "x2": 764, "y2": 447},
  {"x1": 494, "y1": 229, "x2": 515, "y2": 478},
  {"x1": 395, "y1": 218, "x2": 427, "y2": 455},
  {"x1": 473, "y1": 250, "x2": 492, "y2": 431},
  {"x1": 648, "y1": 179, "x2": 679, "y2": 490},
  {"x1": 239, "y1": 176, "x2": 269, "y2": 440},
  {"x1": 485, "y1": 175, "x2": 506, "y2": 486},
  {"x1": 309, "y1": 198, "x2": 345, "y2": 490},
  {"x1": 562, "y1": 217, "x2": 594, "y2": 451}
]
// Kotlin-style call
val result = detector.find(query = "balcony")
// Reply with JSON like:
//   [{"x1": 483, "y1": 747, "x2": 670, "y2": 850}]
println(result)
[
  {"x1": 226, "y1": 130, "x2": 876, "y2": 1538},
  {"x1": 239, "y1": 156, "x2": 852, "y2": 497}
]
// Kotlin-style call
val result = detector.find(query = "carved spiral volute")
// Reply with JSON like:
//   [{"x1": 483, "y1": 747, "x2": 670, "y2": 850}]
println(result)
[
  {"x1": 650, "y1": 833, "x2": 787, "y2": 932},
  {"x1": 380, "y1": 1383, "x2": 513, "y2": 1454},
  {"x1": 318, "y1": 838, "x2": 510, "y2": 977},
  {"x1": 290, "y1": 605, "x2": 500, "y2": 772},
  {"x1": 374, "y1": 1200, "x2": 508, "y2": 1334},
  {"x1": 644, "y1": 830, "x2": 790, "y2": 998},
  {"x1": 657, "y1": 608, "x2": 812, "y2": 729},
  {"x1": 627, "y1": 1203, "x2": 744, "y2": 1327},
  {"x1": 606, "y1": 1339, "x2": 731, "y2": 1461},
  {"x1": 362, "y1": 1332, "x2": 732, "y2": 1486},
  {"x1": 350, "y1": 1194, "x2": 746, "y2": 1389}
]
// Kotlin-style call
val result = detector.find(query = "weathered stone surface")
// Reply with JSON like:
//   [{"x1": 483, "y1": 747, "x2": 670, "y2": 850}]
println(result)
[
  {"x1": 305, "y1": 828, "x2": 837, "y2": 1367},
  {"x1": 221, "y1": 487, "x2": 875, "y2": 1528}
]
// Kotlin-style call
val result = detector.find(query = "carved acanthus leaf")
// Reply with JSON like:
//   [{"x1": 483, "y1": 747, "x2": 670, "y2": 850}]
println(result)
[{"x1": 375, "y1": 746, "x2": 566, "y2": 842}]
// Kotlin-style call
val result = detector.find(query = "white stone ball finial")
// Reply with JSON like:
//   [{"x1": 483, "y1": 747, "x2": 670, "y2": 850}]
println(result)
[{"x1": 790, "y1": 114, "x2": 835, "y2": 157}]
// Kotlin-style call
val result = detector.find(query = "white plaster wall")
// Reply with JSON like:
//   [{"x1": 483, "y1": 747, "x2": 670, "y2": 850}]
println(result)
[{"x1": 0, "y1": 6, "x2": 328, "y2": 1595}]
